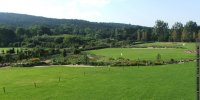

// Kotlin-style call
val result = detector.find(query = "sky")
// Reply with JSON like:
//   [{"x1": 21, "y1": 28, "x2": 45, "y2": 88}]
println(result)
[{"x1": 0, "y1": 0, "x2": 200, "y2": 27}]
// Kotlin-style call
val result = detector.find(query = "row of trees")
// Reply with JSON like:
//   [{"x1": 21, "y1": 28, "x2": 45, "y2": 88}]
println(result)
[
  {"x1": 0, "y1": 20, "x2": 200, "y2": 47},
  {"x1": 136, "y1": 20, "x2": 200, "y2": 42}
]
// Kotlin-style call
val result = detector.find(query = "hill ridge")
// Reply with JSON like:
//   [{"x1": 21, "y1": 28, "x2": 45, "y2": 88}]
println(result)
[{"x1": 0, "y1": 12, "x2": 138, "y2": 28}]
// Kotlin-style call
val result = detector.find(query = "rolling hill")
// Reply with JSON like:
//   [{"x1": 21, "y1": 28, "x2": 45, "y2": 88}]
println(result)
[{"x1": 0, "y1": 12, "x2": 138, "y2": 28}]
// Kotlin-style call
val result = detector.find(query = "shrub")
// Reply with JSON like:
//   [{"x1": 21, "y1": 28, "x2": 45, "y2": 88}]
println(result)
[
  {"x1": 154, "y1": 61, "x2": 165, "y2": 65},
  {"x1": 89, "y1": 61, "x2": 110, "y2": 66},
  {"x1": 156, "y1": 53, "x2": 161, "y2": 61},
  {"x1": 168, "y1": 58, "x2": 177, "y2": 64},
  {"x1": 29, "y1": 58, "x2": 40, "y2": 62}
]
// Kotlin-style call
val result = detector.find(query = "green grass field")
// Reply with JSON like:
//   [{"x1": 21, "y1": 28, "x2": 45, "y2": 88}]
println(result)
[
  {"x1": 89, "y1": 48, "x2": 195, "y2": 61},
  {"x1": 135, "y1": 42, "x2": 195, "y2": 50},
  {"x1": 0, "y1": 42, "x2": 197, "y2": 99},
  {"x1": 0, "y1": 62, "x2": 195, "y2": 100}
]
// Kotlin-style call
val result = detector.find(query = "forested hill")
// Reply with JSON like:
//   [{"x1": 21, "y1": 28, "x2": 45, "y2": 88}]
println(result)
[
  {"x1": 0, "y1": 12, "x2": 199, "y2": 48},
  {"x1": 0, "y1": 12, "x2": 137, "y2": 28}
]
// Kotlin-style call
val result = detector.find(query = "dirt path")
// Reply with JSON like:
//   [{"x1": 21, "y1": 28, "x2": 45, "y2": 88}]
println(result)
[{"x1": 34, "y1": 65, "x2": 105, "y2": 68}]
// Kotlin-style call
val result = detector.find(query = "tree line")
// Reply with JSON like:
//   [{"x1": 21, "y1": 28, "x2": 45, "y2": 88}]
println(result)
[
  {"x1": 137, "y1": 20, "x2": 200, "y2": 42},
  {"x1": 0, "y1": 20, "x2": 200, "y2": 48}
]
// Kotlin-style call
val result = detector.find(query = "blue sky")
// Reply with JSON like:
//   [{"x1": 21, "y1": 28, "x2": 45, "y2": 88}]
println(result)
[{"x1": 0, "y1": 0, "x2": 199, "y2": 27}]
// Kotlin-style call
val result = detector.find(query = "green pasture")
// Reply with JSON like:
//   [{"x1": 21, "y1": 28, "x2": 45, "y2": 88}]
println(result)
[
  {"x1": 135, "y1": 42, "x2": 195, "y2": 49},
  {"x1": 0, "y1": 62, "x2": 195, "y2": 100},
  {"x1": 89, "y1": 48, "x2": 195, "y2": 61}
]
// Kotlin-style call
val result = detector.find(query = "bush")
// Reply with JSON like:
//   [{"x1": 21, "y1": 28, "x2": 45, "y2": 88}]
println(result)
[
  {"x1": 29, "y1": 58, "x2": 40, "y2": 62},
  {"x1": 51, "y1": 57, "x2": 69, "y2": 65},
  {"x1": 168, "y1": 58, "x2": 176, "y2": 64},
  {"x1": 154, "y1": 61, "x2": 165, "y2": 65},
  {"x1": 88, "y1": 61, "x2": 110, "y2": 66},
  {"x1": 111, "y1": 58, "x2": 137, "y2": 66}
]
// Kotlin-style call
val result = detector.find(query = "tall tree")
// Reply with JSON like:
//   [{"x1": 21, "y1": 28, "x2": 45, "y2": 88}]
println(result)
[
  {"x1": 141, "y1": 29, "x2": 148, "y2": 42},
  {"x1": 137, "y1": 29, "x2": 141, "y2": 41},
  {"x1": 197, "y1": 30, "x2": 200, "y2": 39},
  {"x1": 182, "y1": 21, "x2": 198, "y2": 41},
  {"x1": 62, "y1": 49, "x2": 67, "y2": 57},
  {"x1": 28, "y1": 25, "x2": 51, "y2": 36},
  {"x1": 171, "y1": 22, "x2": 183, "y2": 42},
  {"x1": 154, "y1": 20, "x2": 169, "y2": 41},
  {"x1": 15, "y1": 27, "x2": 26, "y2": 36},
  {"x1": 181, "y1": 28, "x2": 189, "y2": 42},
  {"x1": 0, "y1": 28, "x2": 17, "y2": 46}
]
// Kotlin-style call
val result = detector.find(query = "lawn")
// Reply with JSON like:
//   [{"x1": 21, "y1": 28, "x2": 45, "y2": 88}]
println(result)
[
  {"x1": 0, "y1": 62, "x2": 195, "y2": 100},
  {"x1": 89, "y1": 48, "x2": 195, "y2": 61},
  {"x1": 135, "y1": 42, "x2": 196, "y2": 50}
]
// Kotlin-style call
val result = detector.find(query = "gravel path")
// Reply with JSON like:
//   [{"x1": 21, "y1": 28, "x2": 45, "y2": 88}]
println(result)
[{"x1": 34, "y1": 65, "x2": 105, "y2": 68}]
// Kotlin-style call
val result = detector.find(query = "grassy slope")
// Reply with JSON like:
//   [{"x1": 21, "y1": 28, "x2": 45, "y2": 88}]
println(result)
[
  {"x1": 0, "y1": 62, "x2": 195, "y2": 100},
  {"x1": 89, "y1": 48, "x2": 195, "y2": 61},
  {"x1": 136, "y1": 42, "x2": 195, "y2": 50},
  {"x1": 89, "y1": 42, "x2": 195, "y2": 61}
]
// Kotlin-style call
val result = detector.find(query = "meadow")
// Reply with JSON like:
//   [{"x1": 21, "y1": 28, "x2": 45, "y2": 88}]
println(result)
[
  {"x1": 89, "y1": 48, "x2": 195, "y2": 61},
  {"x1": 0, "y1": 42, "x2": 197, "y2": 100},
  {"x1": 134, "y1": 42, "x2": 195, "y2": 49},
  {"x1": 0, "y1": 62, "x2": 195, "y2": 100}
]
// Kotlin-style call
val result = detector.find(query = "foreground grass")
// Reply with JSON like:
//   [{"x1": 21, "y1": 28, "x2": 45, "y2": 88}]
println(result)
[
  {"x1": 0, "y1": 62, "x2": 195, "y2": 100},
  {"x1": 89, "y1": 48, "x2": 195, "y2": 61}
]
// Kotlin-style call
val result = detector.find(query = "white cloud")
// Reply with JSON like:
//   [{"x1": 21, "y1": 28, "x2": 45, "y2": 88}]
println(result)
[
  {"x1": 78, "y1": 0, "x2": 111, "y2": 8},
  {"x1": 0, "y1": 0, "x2": 66, "y2": 18},
  {"x1": 0, "y1": 0, "x2": 111, "y2": 21},
  {"x1": 63, "y1": 0, "x2": 111, "y2": 21}
]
